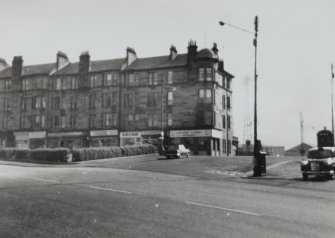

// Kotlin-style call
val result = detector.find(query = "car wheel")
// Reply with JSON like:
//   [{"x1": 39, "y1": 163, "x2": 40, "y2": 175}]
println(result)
[
  {"x1": 186, "y1": 153, "x2": 189, "y2": 158},
  {"x1": 328, "y1": 173, "x2": 335, "y2": 180},
  {"x1": 302, "y1": 173, "x2": 308, "y2": 181},
  {"x1": 177, "y1": 155, "x2": 181, "y2": 159}
]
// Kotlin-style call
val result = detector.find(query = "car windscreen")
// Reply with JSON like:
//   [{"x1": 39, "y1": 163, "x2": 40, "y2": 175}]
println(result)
[
  {"x1": 167, "y1": 145, "x2": 178, "y2": 150},
  {"x1": 308, "y1": 150, "x2": 333, "y2": 159}
]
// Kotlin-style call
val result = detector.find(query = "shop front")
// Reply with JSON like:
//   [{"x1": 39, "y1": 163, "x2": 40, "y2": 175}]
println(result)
[
  {"x1": 169, "y1": 129, "x2": 222, "y2": 156},
  {"x1": 47, "y1": 131, "x2": 85, "y2": 148},
  {"x1": 14, "y1": 131, "x2": 46, "y2": 149},
  {"x1": 89, "y1": 130, "x2": 118, "y2": 147},
  {"x1": 120, "y1": 131, "x2": 142, "y2": 147}
]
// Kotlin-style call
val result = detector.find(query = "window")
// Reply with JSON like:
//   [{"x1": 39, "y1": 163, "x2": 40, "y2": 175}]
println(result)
[
  {"x1": 70, "y1": 96, "x2": 77, "y2": 109},
  {"x1": 20, "y1": 116, "x2": 27, "y2": 129},
  {"x1": 222, "y1": 115, "x2": 226, "y2": 129},
  {"x1": 20, "y1": 97, "x2": 27, "y2": 110},
  {"x1": 56, "y1": 78, "x2": 61, "y2": 90},
  {"x1": 89, "y1": 114, "x2": 96, "y2": 128},
  {"x1": 41, "y1": 115, "x2": 45, "y2": 128},
  {"x1": 199, "y1": 89, "x2": 212, "y2": 103},
  {"x1": 168, "y1": 71, "x2": 173, "y2": 84},
  {"x1": 90, "y1": 75, "x2": 97, "y2": 88},
  {"x1": 168, "y1": 113, "x2": 173, "y2": 126},
  {"x1": 206, "y1": 68, "x2": 212, "y2": 81},
  {"x1": 128, "y1": 73, "x2": 135, "y2": 86},
  {"x1": 71, "y1": 77, "x2": 78, "y2": 89},
  {"x1": 198, "y1": 68, "x2": 213, "y2": 81},
  {"x1": 89, "y1": 94, "x2": 96, "y2": 109},
  {"x1": 51, "y1": 97, "x2": 60, "y2": 110},
  {"x1": 124, "y1": 93, "x2": 134, "y2": 108},
  {"x1": 22, "y1": 79, "x2": 29, "y2": 91},
  {"x1": 149, "y1": 72, "x2": 158, "y2": 85},
  {"x1": 135, "y1": 73, "x2": 140, "y2": 86},
  {"x1": 147, "y1": 92, "x2": 159, "y2": 107},
  {"x1": 198, "y1": 68, "x2": 205, "y2": 81},
  {"x1": 168, "y1": 91, "x2": 173, "y2": 105},
  {"x1": 54, "y1": 115, "x2": 60, "y2": 129},
  {"x1": 61, "y1": 116, "x2": 66, "y2": 128},
  {"x1": 70, "y1": 115, "x2": 77, "y2": 129},
  {"x1": 227, "y1": 116, "x2": 231, "y2": 129},
  {"x1": 148, "y1": 114, "x2": 153, "y2": 127},
  {"x1": 3, "y1": 98, "x2": 10, "y2": 111},
  {"x1": 3, "y1": 80, "x2": 11, "y2": 91},
  {"x1": 227, "y1": 78, "x2": 231, "y2": 90},
  {"x1": 2, "y1": 116, "x2": 8, "y2": 129},
  {"x1": 106, "y1": 73, "x2": 112, "y2": 86},
  {"x1": 227, "y1": 96, "x2": 231, "y2": 109},
  {"x1": 112, "y1": 73, "x2": 119, "y2": 86},
  {"x1": 222, "y1": 95, "x2": 226, "y2": 110},
  {"x1": 102, "y1": 93, "x2": 111, "y2": 108},
  {"x1": 127, "y1": 114, "x2": 134, "y2": 126}
]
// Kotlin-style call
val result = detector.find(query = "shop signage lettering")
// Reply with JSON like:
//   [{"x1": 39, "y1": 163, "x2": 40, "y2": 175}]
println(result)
[
  {"x1": 170, "y1": 129, "x2": 222, "y2": 139},
  {"x1": 90, "y1": 130, "x2": 118, "y2": 137},
  {"x1": 48, "y1": 131, "x2": 84, "y2": 137},
  {"x1": 120, "y1": 132, "x2": 141, "y2": 137}
]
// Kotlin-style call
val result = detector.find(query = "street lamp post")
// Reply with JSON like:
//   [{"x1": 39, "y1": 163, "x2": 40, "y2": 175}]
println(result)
[{"x1": 219, "y1": 16, "x2": 262, "y2": 176}]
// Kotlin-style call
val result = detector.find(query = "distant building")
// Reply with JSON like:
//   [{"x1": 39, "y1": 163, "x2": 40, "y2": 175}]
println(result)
[
  {"x1": 284, "y1": 143, "x2": 314, "y2": 156},
  {"x1": 236, "y1": 143, "x2": 285, "y2": 156},
  {"x1": 0, "y1": 41, "x2": 236, "y2": 156}
]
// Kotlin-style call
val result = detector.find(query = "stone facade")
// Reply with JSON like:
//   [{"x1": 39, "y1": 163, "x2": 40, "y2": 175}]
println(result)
[{"x1": 0, "y1": 41, "x2": 235, "y2": 156}]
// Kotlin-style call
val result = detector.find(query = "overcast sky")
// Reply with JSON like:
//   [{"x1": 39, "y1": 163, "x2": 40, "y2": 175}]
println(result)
[{"x1": 1, "y1": 0, "x2": 335, "y2": 149}]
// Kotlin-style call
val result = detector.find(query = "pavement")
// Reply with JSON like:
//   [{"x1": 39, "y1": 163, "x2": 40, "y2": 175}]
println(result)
[{"x1": 0, "y1": 154, "x2": 334, "y2": 238}]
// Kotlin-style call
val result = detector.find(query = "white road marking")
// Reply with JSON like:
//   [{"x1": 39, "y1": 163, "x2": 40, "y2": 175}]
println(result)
[
  {"x1": 30, "y1": 177, "x2": 60, "y2": 183},
  {"x1": 185, "y1": 201, "x2": 261, "y2": 216},
  {"x1": 88, "y1": 186, "x2": 132, "y2": 194}
]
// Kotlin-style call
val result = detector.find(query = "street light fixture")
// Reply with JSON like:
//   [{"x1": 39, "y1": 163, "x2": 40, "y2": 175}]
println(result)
[{"x1": 219, "y1": 16, "x2": 262, "y2": 176}]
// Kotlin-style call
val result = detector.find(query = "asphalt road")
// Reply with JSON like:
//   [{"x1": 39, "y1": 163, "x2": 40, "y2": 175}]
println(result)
[{"x1": 0, "y1": 155, "x2": 334, "y2": 238}]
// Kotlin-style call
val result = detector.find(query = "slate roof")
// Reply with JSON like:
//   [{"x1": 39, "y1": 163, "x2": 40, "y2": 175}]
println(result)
[
  {"x1": 124, "y1": 54, "x2": 187, "y2": 70},
  {"x1": 0, "y1": 63, "x2": 56, "y2": 78}
]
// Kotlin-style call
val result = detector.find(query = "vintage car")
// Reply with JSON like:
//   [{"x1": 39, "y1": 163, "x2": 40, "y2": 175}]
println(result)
[
  {"x1": 164, "y1": 144, "x2": 190, "y2": 159},
  {"x1": 301, "y1": 147, "x2": 335, "y2": 180}
]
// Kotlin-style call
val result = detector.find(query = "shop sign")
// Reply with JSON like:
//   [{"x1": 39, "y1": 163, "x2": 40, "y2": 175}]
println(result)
[
  {"x1": 14, "y1": 132, "x2": 29, "y2": 140},
  {"x1": 170, "y1": 129, "x2": 222, "y2": 139},
  {"x1": 120, "y1": 132, "x2": 141, "y2": 138},
  {"x1": 14, "y1": 131, "x2": 47, "y2": 140},
  {"x1": 90, "y1": 130, "x2": 118, "y2": 137},
  {"x1": 29, "y1": 131, "x2": 46, "y2": 139},
  {"x1": 48, "y1": 131, "x2": 84, "y2": 137}
]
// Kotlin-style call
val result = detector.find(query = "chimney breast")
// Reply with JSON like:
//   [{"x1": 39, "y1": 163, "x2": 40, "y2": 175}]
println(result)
[
  {"x1": 126, "y1": 47, "x2": 137, "y2": 65},
  {"x1": 56, "y1": 51, "x2": 69, "y2": 70},
  {"x1": 12, "y1": 56, "x2": 23, "y2": 77},
  {"x1": 0, "y1": 58, "x2": 8, "y2": 71},
  {"x1": 169, "y1": 45, "x2": 177, "y2": 60}
]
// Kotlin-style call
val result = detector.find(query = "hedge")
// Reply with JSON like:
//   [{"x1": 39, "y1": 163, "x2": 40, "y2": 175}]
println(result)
[
  {"x1": 0, "y1": 148, "x2": 70, "y2": 162},
  {"x1": 0, "y1": 144, "x2": 157, "y2": 162},
  {"x1": 31, "y1": 148, "x2": 71, "y2": 162},
  {"x1": 72, "y1": 144, "x2": 157, "y2": 161}
]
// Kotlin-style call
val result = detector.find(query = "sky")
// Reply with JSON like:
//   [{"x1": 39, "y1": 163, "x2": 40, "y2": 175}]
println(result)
[{"x1": 1, "y1": 0, "x2": 335, "y2": 149}]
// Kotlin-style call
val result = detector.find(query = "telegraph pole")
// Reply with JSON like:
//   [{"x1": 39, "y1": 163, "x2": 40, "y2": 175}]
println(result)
[
  {"x1": 253, "y1": 16, "x2": 261, "y2": 176},
  {"x1": 331, "y1": 63, "x2": 334, "y2": 136}
]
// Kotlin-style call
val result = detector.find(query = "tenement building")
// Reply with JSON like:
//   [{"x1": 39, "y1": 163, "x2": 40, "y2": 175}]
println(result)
[{"x1": 0, "y1": 40, "x2": 235, "y2": 156}]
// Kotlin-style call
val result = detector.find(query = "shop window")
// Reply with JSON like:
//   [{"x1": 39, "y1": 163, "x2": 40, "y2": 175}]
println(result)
[
  {"x1": 223, "y1": 139, "x2": 227, "y2": 153},
  {"x1": 228, "y1": 140, "x2": 231, "y2": 154},
  {"x1": 198, "y1": 138, "x2": 208, "y2": 152}
]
